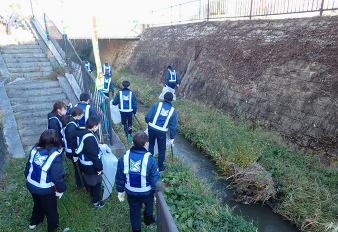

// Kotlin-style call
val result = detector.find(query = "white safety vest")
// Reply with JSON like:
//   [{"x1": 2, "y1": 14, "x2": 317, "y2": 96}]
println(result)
[
  {"x1": 76, "y1": 133, "x2": 102, "y2": 166},
  {"x1": 119, "y1": 91, "x2": 133, "y2": 112},
  {"x1": 148, "y1": 102, "x2": 175, "y2": 132},
  {"x1": 169, "y1": 70, "x2": 177, "y2": 82}
]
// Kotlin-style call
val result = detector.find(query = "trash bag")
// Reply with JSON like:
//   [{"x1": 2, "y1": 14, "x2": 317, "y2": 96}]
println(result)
[
  {"x1": 100, "y1": 144, "x2": 118, "y2": 200},
  {"x1": 159, "y1": 85, "x2": 176, "y2": 101},
  {"x1": 144, "y1": 128, "x2": 158, "y2": 157},
  {"x1": 110, "y1": 101, "x2": 121, "y2": 124}
]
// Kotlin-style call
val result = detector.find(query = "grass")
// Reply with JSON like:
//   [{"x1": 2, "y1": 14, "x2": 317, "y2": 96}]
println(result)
[
  {"x1": 0, "y1": 158, "x2": 154, "y2": 232},
  {"x1": 111, "y1": 68, "x2": 338, "y2": 232},
  {"x1": 112, "y1": 113, "x2": 257, "y2": 232}
]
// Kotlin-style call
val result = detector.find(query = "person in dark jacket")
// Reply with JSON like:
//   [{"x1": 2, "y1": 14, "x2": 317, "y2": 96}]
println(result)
[
  {"x1": 75, "y1": 116, "x2": 105, "y2": 208},
  {"x1": 165, "y1": 66, "x2": 180, "y2": 89},
  {"x1": 102, "y1": 62, "x2": 114, "y2": 98},
  {"x1": 145, "y1": 92, "x2": 177, "y2": 172},
  {"x1": 47, "y1": 101, "x2": 67, "y2": 147},
  {"x1": 115, "y1": 131, "x2": 161, "y2": 232},
  {"x1": 112, "y1": 80, "x2": 137, "y2": 143},
  {"x1": 24, "y1": 129, "x2": 67, "y2": 232},
  {"x1": 74, "y1": 93, "x2": 100, "y2": 127},
  {"x1": 62, "y1": 107, "x2": 84, "y2": 188}
]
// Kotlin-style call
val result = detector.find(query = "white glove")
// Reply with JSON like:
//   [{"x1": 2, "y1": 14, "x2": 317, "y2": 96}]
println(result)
[
  {"x1": 170, "y1": 139, "x2": 174, "y2": 145},
  {"x1": 97, "y1": 171, "x2": 102, "y2": 176},
  {"x1": 134, "y1": 113, "x2": 137, "y2": 117},
  {"x1": 73, "y1": 156, "x2": 79, "y2": 162},
  {"x1": 118, "y1": 192, "x2": 125, "y2": 202},
  {"x1": 55, "y1": 192, "x2": 63, "y2": 199}
]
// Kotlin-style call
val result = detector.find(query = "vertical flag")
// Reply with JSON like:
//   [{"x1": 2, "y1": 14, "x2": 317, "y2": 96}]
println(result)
[{"x1": 92, "y1": 16, "x2": 104, "y2": 90}]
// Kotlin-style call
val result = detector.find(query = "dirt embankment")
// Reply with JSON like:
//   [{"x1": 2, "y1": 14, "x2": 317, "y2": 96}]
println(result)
[{"x1": 126, "y1": 16, "x2": 338, "y2": 167}]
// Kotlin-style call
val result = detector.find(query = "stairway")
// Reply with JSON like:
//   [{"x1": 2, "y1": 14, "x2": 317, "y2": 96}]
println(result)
[{"x1": 0, "y1": 21, "x2": 68, "y2": 154}]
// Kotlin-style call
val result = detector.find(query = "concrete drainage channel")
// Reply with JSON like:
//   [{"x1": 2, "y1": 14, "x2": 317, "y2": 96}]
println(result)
[{"x1": 137, "y1": 102, "x2": 299, "y2": 232}]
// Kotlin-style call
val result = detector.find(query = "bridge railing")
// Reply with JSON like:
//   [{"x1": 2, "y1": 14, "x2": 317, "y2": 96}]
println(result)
[{"x1": 150, "y1": 0, "x2": 338, "y2": 25}]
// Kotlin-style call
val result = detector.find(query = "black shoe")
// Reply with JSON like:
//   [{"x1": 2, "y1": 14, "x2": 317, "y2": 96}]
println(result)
[
  {"x1": 92, "y1": 200, "x2": 106, "y2": 208},
  {"x1": 132, "y1": 230, "x2": 141, "y2": 232},
  {"x1": 144, "y1": 214, "x2": 157, "y2": 226}
]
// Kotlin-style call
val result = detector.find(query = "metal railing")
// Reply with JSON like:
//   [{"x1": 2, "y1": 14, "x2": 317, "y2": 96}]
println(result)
[
  {"x1": 156, "y1": 182, "x2": 179, "y2": 232},
  {"x1": 30, "y1": 0, "x2": 113, "y2": 145},
  {"x1": 151, "y1": 0, "x2": 338, "y2": 25}
]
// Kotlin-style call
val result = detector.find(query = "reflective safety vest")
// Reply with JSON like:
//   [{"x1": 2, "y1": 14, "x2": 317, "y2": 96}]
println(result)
[
  {"x1": 75, "y1": 133, "x2": 102, "y2": 166},
  {"x1": 47, "y1": 116, "x2": 62, "y2": 130},
  {"x1": 123, "y1": 150, "x2": 152, "y2": 193},
  {"x1": 103, "y1": 75, "x2": 112, "y2": 93},
  {"x1": 85, "y1": 62, "x2": 92, "y2": 73},
  {"x1": 168, "y1": 69, "x2": 177, "y2": 83},
  {"x1": 61, "y1": 121, "x2": 78, "y2": 153},
  {"x1": 148, "y1": 102, "x2": 175, "y2": 132},
  {"x1": 26, "y1": 148, "x2": 60, "y2": 189},
  {"x1": 74, "y1": 103, "x2": 90, "y2": 127},
  {"x1": 119, "y1": 90, "x2": 133, "y2": 112},
  {"x1": 103, "y1": 64, "x2": 111, "y2": 76}
]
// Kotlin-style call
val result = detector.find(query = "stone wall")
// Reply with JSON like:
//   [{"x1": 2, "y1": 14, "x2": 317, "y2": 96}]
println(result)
[
  {"x1": 70, "y1": 39, "x2": 138, "y2": 73},
  {"x1": 126, "y1": 16, "x2": 338, "y2": 165}
]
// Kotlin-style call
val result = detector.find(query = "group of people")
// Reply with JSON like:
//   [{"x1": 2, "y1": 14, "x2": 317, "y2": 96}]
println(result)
[{"x1": 24, "y1": 65, "x2": 180, "y2": 232}]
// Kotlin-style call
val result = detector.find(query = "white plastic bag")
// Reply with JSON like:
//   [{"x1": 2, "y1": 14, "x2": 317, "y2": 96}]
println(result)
[
  {"x1": 110, "y1": 100, "x2": 121, "y2": 124},
  {"x1": 158, "y1": 86, "x2": 176, "y2": 101},
  {"x1": 144, "y1": 128, "x2": 158, "y2": 157},
  {"x1": 100, "y1": 144, "x2": 118, "y2": 200}
]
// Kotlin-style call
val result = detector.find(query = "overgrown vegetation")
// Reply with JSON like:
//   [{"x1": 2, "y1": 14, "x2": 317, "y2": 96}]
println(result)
[
  {"x1": 49, "y1": 63, "x2": 67, "y2": 80},
  {"x1": 111, "y1": 68, "x2": 338, "y2": 232},
  {"x1": 112, "y1": 113, "x2": 257, "y2": 232}
]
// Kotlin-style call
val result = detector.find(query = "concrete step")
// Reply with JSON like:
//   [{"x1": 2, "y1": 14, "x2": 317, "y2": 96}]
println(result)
[
  {"x1": 5, "y1": 61, "x2": 51, "y2": 68},
  {"x1": 10, "y1": 93, "x2": 67, "y2": 105},
  {"x1": 0, "y1": 44, "x2": 42, "y2": 50},
  {"x1": 8, "y1": 66, "x2": 53, "y2": 73},
  {"x1": 2, "y1": 53, "x2": 47, "y2": 59},
  {"x1": 21, "y1": 134, "x2": 41, "y2": 147},
  {"x1": 10, "y1": 71, "x2": 53, "y2": 78},
  {"x1": 17, "y1": 117, "x2": 47, "y2": 128},
  {"x1": 14, "y1": 109, "x2": 51, "y2": 119},
  {"x1": 1, "y1": 48, "x2": 42, "y2": 54},
  {"x1": 4, "y1": 57, "x2": 50, "y2": 63},
  {"x1": 7, "y1": 87, "x2": 63, "y2": 98},
  {"x1": 6, "y1": 79, "x2": 60, "y2": 90},
  {"x1": 20, "y1": 125, "x2": 47, "y2": 137},
  {"x1": 12, "y1": 101, "x2": 67, "y2": 112}
]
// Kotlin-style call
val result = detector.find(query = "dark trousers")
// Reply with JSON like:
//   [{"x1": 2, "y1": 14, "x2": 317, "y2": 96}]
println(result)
[
  {"x1": 148, "y1": 127, "x2": 166, "y2": 170},
  {"x1": 127, "y1": 193, "x2": 154, "y2": 230},
  {"x1": 65, "y1": 154, "x2": 82, "y2": 188},
  {"x1": 167, "y1": 83, "x2": 176, "y2": 89},
  {"x1": 88, "y1": 182, "x2": 101, "y2": 203},
  {"x1": 30, "y1": 193, "x2": 59, "y2": 232},
  {"x1": 121, "y1": 112, "x2": 133, "y2": 136}
]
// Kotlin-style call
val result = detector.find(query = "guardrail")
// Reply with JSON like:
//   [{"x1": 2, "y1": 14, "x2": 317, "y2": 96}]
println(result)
[
  {"x1": 156, "y1": 182, "x2": 179, "y2": 232},
  {"x1": 151, "y1": 0, "x2": 338, "y2": 25}
]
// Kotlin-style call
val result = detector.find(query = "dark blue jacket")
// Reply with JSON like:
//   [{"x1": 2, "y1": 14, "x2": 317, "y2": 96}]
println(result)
[
  {"x1": 75, "y1": 102, "x2": 99, "y2": 127},
  {"x1": 165, "y1": 69, "x2": 180, "y2": 87},
  {"x1": 115, "y1": 146, "x2": 161, "y2": 196},
  {"x1": 112, "y1": 88, "x2": 137, "y2": 114},
  {"x1": 64, "y1": 116, "x2": 79, "y2": 158},
  {"x1": 24, "y1": 147, "x2": 67, "y2": 195},
  {"x1": 47, "y1": 113, "x2": 64, "y2": 147},
  {"x1": 75, "y1": 127, "x2": 103, "y2": 175},
  {"x1": 145, "y1": 100, "x2": 177, "y2": 139}
]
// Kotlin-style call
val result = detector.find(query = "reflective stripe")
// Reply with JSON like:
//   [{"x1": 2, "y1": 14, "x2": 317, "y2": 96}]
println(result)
[
  {"x1": 42, "y1": 151, "x2": 60, "y2": 172},
  {"x1": 148, "y1": 102, "x2": 175, "y2": 132},
  {"x1": 84, "y1": 105, "x2": 90, "y2": 122},
  {"x1": 26, "y1": 148, "x2": 58, "y2": 189},
  {"x1": 85, "y1": 62, "x2": 91, "y2": 72},
  {"x1": 119, "y1": 91, "x2": 133, "y2": 112},
  {"x1": 124, "y1": 151, "x2": 152, "y2": 193},
  {"x1": 169, "y1": 70, "x2": 176, "y2": 82},
  {"x1": 103, "y1": 77, "x2": 111, "y2": 93},
  {"x1": 63, "y1": 121, "x2": 78, "y2": 153},
  {"x1": 47, "y1": 116, "x2": 62, "y2": 130},
  {"x1": 75, "y1": 133, "x2": 95, "y2": 155},
  {"x1": 79, "y1": 154, "x2": 93, "y2": 166}
]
